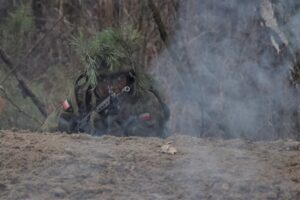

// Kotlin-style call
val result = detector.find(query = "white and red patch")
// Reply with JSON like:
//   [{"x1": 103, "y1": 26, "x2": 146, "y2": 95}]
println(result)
[
  {"x1": 139, "y1": 113, "x2": 152, "y2": 121},
  {"x1": 63, "y1": 100, "x2": 71, "y2": 111}
]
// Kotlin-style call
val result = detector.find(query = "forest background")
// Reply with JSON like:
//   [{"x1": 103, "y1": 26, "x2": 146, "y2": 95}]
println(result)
[{"x1": 1, "y1": 0, "x2": 300, "y2": 140}]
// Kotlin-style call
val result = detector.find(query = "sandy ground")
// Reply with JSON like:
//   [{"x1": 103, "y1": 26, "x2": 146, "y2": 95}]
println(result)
[{"x1": 0, "y1": 131, "x2": 300, "y2": 200}]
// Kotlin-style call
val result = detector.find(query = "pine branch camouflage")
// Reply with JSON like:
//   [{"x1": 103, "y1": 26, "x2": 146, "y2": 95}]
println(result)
[{"x1": 71, "y1": 26, "x2": 149, "y2": 90}]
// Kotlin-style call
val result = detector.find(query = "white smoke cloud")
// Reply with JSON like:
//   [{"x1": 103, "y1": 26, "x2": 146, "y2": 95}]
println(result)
[{"x1": 151, "y1": 0, "x2": 300, "y2": 139}]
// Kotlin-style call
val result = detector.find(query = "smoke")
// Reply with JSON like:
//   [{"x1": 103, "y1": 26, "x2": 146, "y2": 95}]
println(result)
[
  {"x1": 286, "y1": 12, "x2": 300, "y2": 51},
  {"x1": 151, "y1": 0, "x2": 300, "y2": 139}
]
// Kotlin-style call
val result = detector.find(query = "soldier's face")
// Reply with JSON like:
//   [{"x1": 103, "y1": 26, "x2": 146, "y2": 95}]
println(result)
[{"x1": 97, "y1": 74, "x2": 128, "y2": 96}]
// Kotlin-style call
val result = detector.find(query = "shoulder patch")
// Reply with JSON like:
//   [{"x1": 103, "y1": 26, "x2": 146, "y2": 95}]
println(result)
[
  {"x1": 63, "y1": 99, "x2": 72, "y2": 111},
  {"x1": 139, "y1": 113, "x2": 152, "y2": 121}
]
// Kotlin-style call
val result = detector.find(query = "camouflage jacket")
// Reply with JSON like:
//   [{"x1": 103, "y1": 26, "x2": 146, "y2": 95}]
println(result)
[{"x1": 41, "y1": 74, "x2": 169, "y2": 137}]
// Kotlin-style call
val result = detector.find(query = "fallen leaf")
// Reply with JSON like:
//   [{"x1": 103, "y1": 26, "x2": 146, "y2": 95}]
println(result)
[
  {"x1": 161, "y1": 143, "x2": 178, "y2": 155},
  {"x1": 221, "y1": 183, "x2": 230, "y2": 191}
]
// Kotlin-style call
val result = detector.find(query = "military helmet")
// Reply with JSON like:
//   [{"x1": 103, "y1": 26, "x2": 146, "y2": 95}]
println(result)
[
  {"x1": 72, "y1": 25, "x2": 152, "y2": 93},
  {"x1": 71, "y1": 26, "x2": 140, "y2": 86}
]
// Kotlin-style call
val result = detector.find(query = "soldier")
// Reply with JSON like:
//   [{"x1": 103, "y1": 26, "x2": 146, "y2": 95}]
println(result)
[{"x1": 41, "y1": 26, "x2": 169, "y2": 137}]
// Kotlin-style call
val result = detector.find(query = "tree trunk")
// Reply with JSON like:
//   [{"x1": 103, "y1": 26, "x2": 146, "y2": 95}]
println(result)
[
  {"x1": 113, "y1": 0, "x2": 120, "y2": 25},
  {"x1": 32, "y1": 0, "x2": 46, "y2": 30}
]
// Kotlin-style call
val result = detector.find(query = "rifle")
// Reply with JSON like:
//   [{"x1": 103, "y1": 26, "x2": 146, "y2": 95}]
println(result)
[{"x1": 75, "y1": 86, "x2": 131, "y2": 133}]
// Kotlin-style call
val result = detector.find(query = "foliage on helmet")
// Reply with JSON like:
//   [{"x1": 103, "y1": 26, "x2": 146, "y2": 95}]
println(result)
[
  {"x1": 71, "y1": 26, "x2": 152, "y2": 93},
  {"x1": 71, "y1": 25, "x2": 142, "y2": 87}
]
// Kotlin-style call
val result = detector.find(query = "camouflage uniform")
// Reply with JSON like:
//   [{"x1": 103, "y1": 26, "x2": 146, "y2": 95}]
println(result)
[
  {"x1": 41, "y1": 73, "x2": 169, "y2": 137},
  {"x1": 42, "y1": 26, "x2": 169, "y2": 137}
]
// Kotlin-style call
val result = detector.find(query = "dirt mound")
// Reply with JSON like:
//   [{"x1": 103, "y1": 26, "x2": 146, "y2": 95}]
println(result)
[{"x1": 0, "y1": 131, "x2": 300, "y2": 200}]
